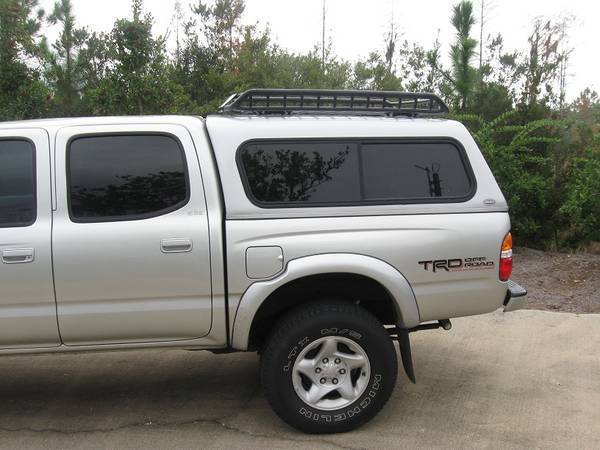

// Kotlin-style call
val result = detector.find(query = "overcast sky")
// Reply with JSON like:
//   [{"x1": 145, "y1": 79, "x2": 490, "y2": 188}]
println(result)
[{"x1": 39, "y1": 0, "x2": 598, "y2": 100}]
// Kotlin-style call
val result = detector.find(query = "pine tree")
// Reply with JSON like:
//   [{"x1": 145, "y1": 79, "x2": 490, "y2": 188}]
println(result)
[
  {"x1": 450, "y1": 0, "x2": 477, "y2": 110},
  {"x1": 43, "y1": 0, "x2": 87, "y2": 115}
]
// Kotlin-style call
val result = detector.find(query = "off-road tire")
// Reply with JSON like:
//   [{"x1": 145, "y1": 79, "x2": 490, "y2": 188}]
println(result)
[{"x1": 260, "y1": 300, "x2": 398, "y2": 433}]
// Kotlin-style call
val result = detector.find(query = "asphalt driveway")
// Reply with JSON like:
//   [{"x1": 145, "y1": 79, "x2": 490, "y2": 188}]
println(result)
[{"x1": 0, "y1": 309, "x2": 598, "y2": 449}]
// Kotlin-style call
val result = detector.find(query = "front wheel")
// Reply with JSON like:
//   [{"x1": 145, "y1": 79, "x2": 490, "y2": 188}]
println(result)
[{"x1": 260, "y1": 300, "x2": 398, "y2": 433}]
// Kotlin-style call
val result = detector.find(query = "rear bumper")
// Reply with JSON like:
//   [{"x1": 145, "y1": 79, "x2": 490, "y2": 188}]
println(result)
[{"x1": 503, "y1": 280, "x2": 528, "y2": 312}]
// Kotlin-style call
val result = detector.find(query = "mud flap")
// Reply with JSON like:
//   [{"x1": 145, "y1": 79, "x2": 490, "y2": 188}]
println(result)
[{"x1": 397, "y1": 328, "x2": 416, "y2": 383}]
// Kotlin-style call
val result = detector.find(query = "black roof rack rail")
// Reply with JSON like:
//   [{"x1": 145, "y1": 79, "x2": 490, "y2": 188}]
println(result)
[{"x1": 218, "y1": 88, "x2": 448, "y2": 117}]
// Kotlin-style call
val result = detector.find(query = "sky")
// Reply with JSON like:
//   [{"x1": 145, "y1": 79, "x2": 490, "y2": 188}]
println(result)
[{"x1": 39, "y1": 0, "x2": 598, "y2": 100}]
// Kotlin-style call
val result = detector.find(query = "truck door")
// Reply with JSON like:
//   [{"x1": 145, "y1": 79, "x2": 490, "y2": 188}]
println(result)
[
  {"x1": 52, "y1": 124, "x2": 212, "y2": 345},
  {"x1": 0, "y1": 129, "x2": 60, "y2": 349}
]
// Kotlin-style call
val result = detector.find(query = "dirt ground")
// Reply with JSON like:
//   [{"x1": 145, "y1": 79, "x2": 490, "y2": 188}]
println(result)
[{"x1": 513, "y1": 247, "x2": 600, "y2": 313}]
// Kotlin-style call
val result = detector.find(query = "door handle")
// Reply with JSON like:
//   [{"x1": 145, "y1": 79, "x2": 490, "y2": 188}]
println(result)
[
  {"x1": 160, "y1": 238, "x2": 193, "y2": 253},
  {"x1": 2, "y1": 248, "x2": 35, "y2": 264}
]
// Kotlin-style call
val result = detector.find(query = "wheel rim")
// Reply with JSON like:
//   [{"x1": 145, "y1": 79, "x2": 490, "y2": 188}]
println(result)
[{"x1": 291, "y1": 336, "x2": 371, "y2": 411}]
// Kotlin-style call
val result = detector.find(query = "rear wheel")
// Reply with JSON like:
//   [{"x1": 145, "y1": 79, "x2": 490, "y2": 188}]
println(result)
[{"x1": 260, "y1": 300, "x2": 398, "y2": 433}]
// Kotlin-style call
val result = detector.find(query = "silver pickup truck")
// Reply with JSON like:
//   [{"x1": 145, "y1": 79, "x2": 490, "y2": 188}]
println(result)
[{"x1": 0, "y1": 89, "x2": 527, "y2": 433}]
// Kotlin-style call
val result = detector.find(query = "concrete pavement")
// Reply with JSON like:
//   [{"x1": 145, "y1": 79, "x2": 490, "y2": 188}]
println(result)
[{"x1": 0, "y1": 309, "x2": 599, "y2": 449}]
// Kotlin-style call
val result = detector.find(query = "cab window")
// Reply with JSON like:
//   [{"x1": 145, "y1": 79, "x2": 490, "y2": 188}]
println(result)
[
  {"x1": 68, "y1": 134, "x2": 189, "y2": 222},
  {"x1": 0, "y1": 140, "x2": 36, "y2": 227}
]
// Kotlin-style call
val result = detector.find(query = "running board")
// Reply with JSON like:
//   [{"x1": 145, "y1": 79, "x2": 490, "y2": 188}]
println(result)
[{"x1": 389, "y1": 319, "x2": 452, "y2": 383}]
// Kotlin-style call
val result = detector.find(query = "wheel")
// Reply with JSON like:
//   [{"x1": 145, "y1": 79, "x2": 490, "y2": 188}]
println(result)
[{"x1": 260, "y1": 300, "x2": 398, "y2": 433}]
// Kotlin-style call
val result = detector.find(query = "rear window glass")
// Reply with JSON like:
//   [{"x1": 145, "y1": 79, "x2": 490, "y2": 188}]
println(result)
[
  {"x1": 360, "y1": 142, "x2": 472, "y2": 200},
  {"x1": 239, "y1": 140, "x2": 473, "y2": 206},
  {"x1": 0, "y1": 140, "x2": 36, "y2": 227},
  {"x1": 240, "y1": 141, "x2": 361, "y2": 204}
]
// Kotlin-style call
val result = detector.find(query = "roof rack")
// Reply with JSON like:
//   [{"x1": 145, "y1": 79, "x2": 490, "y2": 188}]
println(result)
[{"x1": 218, "y1": 89, "x2": 448, "y2": 117}]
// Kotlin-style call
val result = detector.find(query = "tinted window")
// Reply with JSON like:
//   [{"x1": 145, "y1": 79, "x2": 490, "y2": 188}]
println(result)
[
  {"x1": 0, "y1": 140, "x2": 35, "y2": 227},
  {"x1": 240, "y1": 141, "x2": 360, "y2": 203},
  {"x1": 360, "y1": 142, "x2": 472, "y2": 200},
  {"x1": 69, "y1": 135, "x2": 188, "y2": 221},
  {"x1": 239, "y1": 140, "x2": 473, "y2": 205}
]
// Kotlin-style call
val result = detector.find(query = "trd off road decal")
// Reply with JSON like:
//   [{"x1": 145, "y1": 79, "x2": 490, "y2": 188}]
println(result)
[{"x1": 418, "y1": 256, "x2": 495, "y2": 273}]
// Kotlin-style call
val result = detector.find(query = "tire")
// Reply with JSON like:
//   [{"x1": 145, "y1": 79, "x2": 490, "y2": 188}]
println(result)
[{"x1": 260, "y1": 300, "x2": 398, "y2": 434}]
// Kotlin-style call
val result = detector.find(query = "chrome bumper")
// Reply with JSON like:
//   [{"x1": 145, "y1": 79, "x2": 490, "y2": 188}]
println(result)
[{"x1": 503, "y1": 280, "x2": 528, "y2": 312}]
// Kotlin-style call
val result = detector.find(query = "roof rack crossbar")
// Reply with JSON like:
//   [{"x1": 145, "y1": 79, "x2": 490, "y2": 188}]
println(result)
[{"x1": 218, "y1": 89, "x2": 448, "y2": 117}]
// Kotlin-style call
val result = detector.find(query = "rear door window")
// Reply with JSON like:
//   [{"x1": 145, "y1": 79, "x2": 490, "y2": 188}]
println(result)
[
  {"x1": 68, "y1": 134, "x2": 189, "y2": 222},
  {"x1": 0, "y1": 140, "x2": 36, "y2": 227}
]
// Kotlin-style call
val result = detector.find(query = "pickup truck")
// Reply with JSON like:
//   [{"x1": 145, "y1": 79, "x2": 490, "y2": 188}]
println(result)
[{"x1": 0, "y1": 89, "x2": 527, "y2": 433}]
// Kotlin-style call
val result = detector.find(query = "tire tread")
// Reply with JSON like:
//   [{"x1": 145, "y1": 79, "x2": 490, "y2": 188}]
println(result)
[{"x1": 260, "y1": 300, "x2": 397, "y2": 433}]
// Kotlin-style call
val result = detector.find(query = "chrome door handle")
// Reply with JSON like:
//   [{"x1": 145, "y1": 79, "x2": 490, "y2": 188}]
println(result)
[
  {"x1": 2, "y1": 248, "x2": 35, "y2": 264},
  {"x1": 160, "y1": 238, "x2": 193, "y2": 253}
]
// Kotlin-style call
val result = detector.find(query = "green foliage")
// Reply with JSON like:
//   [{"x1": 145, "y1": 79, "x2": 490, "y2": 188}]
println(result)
[
  {"x1": 449, "y1": 0, "x2": 477, "y2": 110},
  {"x1": 453, "y1": 107, "x2": 599, "y2": 249},
  {"x1": 520, "y1": 18, "x2": 570, "y2": 107},
  {"x1": 0, "y1": 0, "x2": 50, "y2": 119},
  {"x1": 397, "y1": 39, "x2": 445, "y2": 93},
  {"x1": 192, "y1": 0, "x2": 244, "y2": 63},
  {"x1": 353, "y1": 52, "x2": 401, "y2": 91},
  {"x1": 469, "y1": 82, "x2": 513, "y2": 121},
  {"x1": 558, "y1": 142, "x2": 600, "y2": 246},
  {"x1": 234, "y1": 29, "x2": 351, "y2": 91},
  {"x1": 0, "y1": 0, "x2": 597, "y2": 249},
  {"x1": 41, "y1": 0, "x2": 88, "y2": 116},
  {"x1": 84, "y1": 0, "x2": 193, "y2": 115}
]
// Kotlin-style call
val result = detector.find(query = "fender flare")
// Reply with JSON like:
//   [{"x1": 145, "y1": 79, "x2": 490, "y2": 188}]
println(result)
[{"x1": 231, "y1": 253, "x2": 421, "y2": 350}]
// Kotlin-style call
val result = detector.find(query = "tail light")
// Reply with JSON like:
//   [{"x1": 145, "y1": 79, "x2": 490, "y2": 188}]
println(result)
[{"x1": 499, "y1": 232, "x2": 513, "y2": 281}]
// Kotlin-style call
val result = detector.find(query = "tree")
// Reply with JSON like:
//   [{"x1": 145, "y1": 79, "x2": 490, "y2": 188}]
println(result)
[
  {"x1": 520, "y1": 17, "x2": 569, "y2": 107},
  {"x1": 478, "y1": 0, "x2": 493, "y2": 70},
  {"x1": 78, "y1": 31, "x2": 111, "y2": 87},
  {"x1": 169, "y1": 0, "x2": 246, "y2": 113},
  {"x1": 384, "y1": 15, "x2": 398, "y2": 73},
  {"x1": 353, "y1": 52, "x2": 401, "y2": 91},
  {"x1": 397, "y1": 38, "x2": 447, "y2": 94},
  {"x1": 85, "y1": 0, "x2": 191, "y2": 115},
  {"x1": 449, "y1": 0, "x2": 478, "y2": 110},
  {"x1": 171, "y1": 14, "x2": 220, "y2": 112},
  {"x1": 42, "y1": 0, "x2": 88, "y2": 116},
  {"x1": 559, "y1": 145, "x2": 600, "y2": 246},
  {"x1": 480, "y1": 33, "x2": 520, "y2": 100},
  {"x1": 555, "y1": 16, "x2": 573, "y2": 111},
  {"x1": 235, "y1": 29, "x2": 351, "y2": 90},
  {"x1": 470, "y1": 82, "x2": 512, "y2": 120},
  {"x1": 0, "y1": 0, "x2": 49, "y2": 119},
  {"x1": 454, "y1": 110, "x2": 563, "y2": 247},
  {"x1": 571, "y1": 89, "x2": 600, "y2": 124},
  {"x1": 192, "y1": 0, "x2": 245, "y2": 64},
  {"x1": 173, "y1": 0, "x2": 184, "y2": 67}
]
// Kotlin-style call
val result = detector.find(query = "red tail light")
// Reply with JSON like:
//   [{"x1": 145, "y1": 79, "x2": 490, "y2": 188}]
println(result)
[{"x1": 499, "y1": 232, "x2": 513, "y2": 281}]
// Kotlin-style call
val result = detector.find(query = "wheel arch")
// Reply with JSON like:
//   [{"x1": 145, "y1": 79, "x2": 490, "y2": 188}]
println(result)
[{"x1": 231, "y1": 253, "x2": 420, "y2": 350}]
